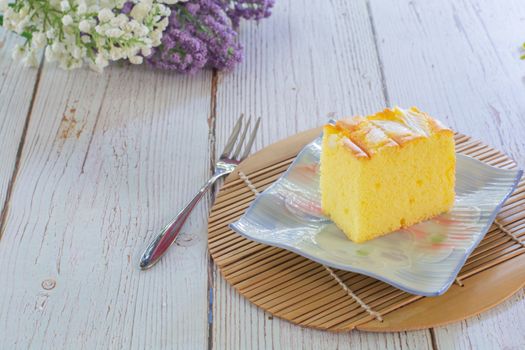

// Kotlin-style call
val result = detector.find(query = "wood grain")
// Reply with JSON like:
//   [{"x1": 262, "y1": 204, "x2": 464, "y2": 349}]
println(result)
[
  {"x1": 368, "y1": 0, "x2": 525, "y2": 346},
  {"x1": 369, "y1": 0, "x2": 525, "y2": 166},
  {"x1": 211, "y1": 0, "x2": 432, "y2": 348},
  {"x1": 0, "y1": 29, "x2": 42, "y2": 234},
  {"x1": 0, "y1": 64, "x2": 213, "y2": 348},
  {"x1": 0, "y1": 0, "x2": 524, "y2": 348}
]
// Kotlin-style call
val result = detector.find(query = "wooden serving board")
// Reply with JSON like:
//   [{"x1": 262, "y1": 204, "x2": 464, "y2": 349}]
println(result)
[{"x1": 208, "y1": 128, "x2": 525, "y2": 332}]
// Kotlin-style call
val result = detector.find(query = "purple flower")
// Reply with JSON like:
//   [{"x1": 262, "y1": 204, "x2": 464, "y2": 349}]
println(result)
[
  {"x1": 190, "y1": 1, "x2": 243, "y2": 70},
  {"x1": 141, "y1": 0, "x2": 275, "y2": 73},
  {"x1": 220, "y1": 0, "x2": 275, "y2": 26},
  {"x1": 121, "y1": 1, "x2": 133, "y2": 14},
  {"x1": 146, "y1": 27, "x2": 208, "y2": 74}
]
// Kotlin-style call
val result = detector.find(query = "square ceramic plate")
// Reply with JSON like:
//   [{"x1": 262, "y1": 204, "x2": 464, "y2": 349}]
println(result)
[{"x1": 230, "y1": 135, "x2": 523, "y2": 296}]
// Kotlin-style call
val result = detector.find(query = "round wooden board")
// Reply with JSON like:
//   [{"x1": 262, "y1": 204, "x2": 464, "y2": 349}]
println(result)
[{"x1": 208, "y1": 127, "x2": 525, "y2": 332}]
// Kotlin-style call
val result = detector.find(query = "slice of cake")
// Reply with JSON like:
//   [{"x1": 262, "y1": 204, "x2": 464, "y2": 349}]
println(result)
[{"x1": 320, "y1": 107, "x2": 455, "y2": 243}]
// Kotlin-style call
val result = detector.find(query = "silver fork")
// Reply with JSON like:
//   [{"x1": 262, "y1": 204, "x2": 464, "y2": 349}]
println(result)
[{"x1": 139, "y1": 114, "x2": 261, "y2": 269}]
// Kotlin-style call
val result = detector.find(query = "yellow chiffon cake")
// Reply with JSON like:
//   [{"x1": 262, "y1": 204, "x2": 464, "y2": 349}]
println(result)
[{"x1": 320, "y1": 107, "x2": 456, "y2": 243}]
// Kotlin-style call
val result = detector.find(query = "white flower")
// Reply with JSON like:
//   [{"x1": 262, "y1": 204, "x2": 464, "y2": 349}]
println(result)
[
  {"x1": 99, "y1": 0, "x2": 112, "y2": 9},
  {"x1": 161, "y1": 0, "x2": 186, "y2": 4},
  {"x1": 95, "y1": 53, "x2": 109, "y2": 68},
  {"x1": 45, "y1": 29, "x2": 55, "y2": 39},
  {"x1": 32, "y1": 32, "x2": 47, "y2": 49},
  {"x1": 58, "y1": 55, "x2": 82, "y2": 70},
  {"x1": 98, "y1": 8, "x2": 114, "y2": 22},
  {"x1": 128, "y1": 20, "x2": 149, "y2": 36},
  {"x1": 79, "y1": 20, "x2": 91, "y2": 32},
  {"x1": 60, "y1": 1, "x2": 70, "y2": 11},
  {"x1": 77, "y1": 3, "x2": 87, "y2": 15},
  {"x1": 157, "y1": 17, "x2": 169, "y2": 31},
  {"x1": 136, "y1": 25, "x2": 149, "y2": 36},
  {"x1": 141, "y1": 0, "x2": 154, "y2": 6},
  {"x1": 95, "y1": 25, "x2": 105, "y2": 35},
  {"x1": 51, "y1": 41, "x2": 66, "y2": 54},
  {"x1": 62, "y1": 15, "x2": 74, "y2": 26},
  {"x1": 45, "y1": 46, "x2": 58, "y2": 62},
  {"x1": 109, "y1": 46, "x2": 123, "y2": 60},
  {"x1": 68, "y1": 59, "x2": 83, "y2": 70},
  {"x1": 142, "y1": 37, "x2": 152, "y2": 47},
  {"x1": 71, "y1": 46, "x2": 83, "y2": 59},
  {"x1": 0, "y1": 0, "x2": 8, "y2": 12},
  {"x1": 111, "y1": 14, "x2": 128, "y2": 27},
  {"x1": 141, "y1": 47, "x2": 152, "y2": 57},
  {"x1": 6, "y1": 0, "x2": 171, "y2": 72},
  {"x1": 12, "y1": 44, "x2": 25, "y2": 60},
  {"x1": 151, "y1": 29, "x2": 162, "y2": 46},
  {"x1": 129, "y1": 55, "x2": 143, "y2": 65},
  {"x1": 125, "y1": 46, "x2": 140, "y2": 57},
  {"x1": 15, "y1": 17, "x2": 30, "y2": 34},
  {"x1": 158, "y1": 5, "x2": 170, "y2": 17},
  {"x1": 126, "y1": 20, "x2": 139, "y2": 31},
  {"x1": 22, "y1": 51, "x2": 39, "y2": 67},
  {"x1": 130, "y1": 3, "x2": 151, "y2": 22},
  {"x1": 105, "y1": 28, "x2": 124, "y2": 38}
]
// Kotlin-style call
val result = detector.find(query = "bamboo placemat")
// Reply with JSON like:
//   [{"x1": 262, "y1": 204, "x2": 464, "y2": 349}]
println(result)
[{"x1": 208, "y1": 128, "x2": 525, "y2": 332}]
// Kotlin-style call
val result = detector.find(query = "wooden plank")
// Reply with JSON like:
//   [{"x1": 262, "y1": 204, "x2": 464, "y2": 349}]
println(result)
[
  {"x1": 368, "y1": 0, "x2": 525, "y2": 347},
  {"x1": 212, "y1": 0, "x2": 386, "y2": 150},
  {"x1": 211, "y1": 0, "x2": 432, "y2": 348},
  {"x1": 0, "y1": 63, "x2": 213, "y2": 348},
  {"x1": 369, "y1": 0, "x2": 525, "y2": 166},
  {"x1": 0, "y1": 29, "x2": 42, "y2": 226},
  {"x1": 433, "y1": 291, "x2": 525, "y2": 349}
]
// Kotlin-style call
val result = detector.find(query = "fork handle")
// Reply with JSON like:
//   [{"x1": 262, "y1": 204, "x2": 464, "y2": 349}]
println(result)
[{"x1": 139, "y1": 173, "x2": 224, "y2": 269}]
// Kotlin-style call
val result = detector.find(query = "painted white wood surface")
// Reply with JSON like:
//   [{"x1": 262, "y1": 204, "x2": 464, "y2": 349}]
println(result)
[
  {"x1": 0, "y1": 0, "x2": 524, "y2": 349},
  {"x1": 369, "y1": 0, "x2": 525, "y2": 348},
  {"x1": 0, "y1": 63, "x2": 212, "y2": 348},
  {"x1": 0, "y1": 29, "x2": 41, "y2": 221},
  {"x1": 369, "y1": 0, "x2": 525, "y2": 165},
  {"x1": 211, "y1": 0, "x2": 433, "y2": 348}
]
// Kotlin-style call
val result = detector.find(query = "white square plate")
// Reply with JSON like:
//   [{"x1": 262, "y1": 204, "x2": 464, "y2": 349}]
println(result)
[{"x1": 230, "y1": 135, "x2": 522, "y2": 296}]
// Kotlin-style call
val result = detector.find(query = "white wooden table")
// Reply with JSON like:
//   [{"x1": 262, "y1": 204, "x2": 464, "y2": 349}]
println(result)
[{"x1": 1, "y1": 0, "x2": 525, "y2": 348}]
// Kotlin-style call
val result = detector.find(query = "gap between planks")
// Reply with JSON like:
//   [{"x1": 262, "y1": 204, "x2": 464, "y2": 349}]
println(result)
[
  {"x1": 207, "y1": 68, "x2": 219, "y2": 350},
  {"x1": 0, "y1": 57, "x2": 45, "y2": 240}
]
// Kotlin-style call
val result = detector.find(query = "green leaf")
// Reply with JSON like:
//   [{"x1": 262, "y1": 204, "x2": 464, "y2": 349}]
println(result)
[
  {"x1": 21, "y1": 31, "x2": 32, "y2": 41},
  {"x1": 0, "y1": 15, "x2": 3, "y2": 27}
]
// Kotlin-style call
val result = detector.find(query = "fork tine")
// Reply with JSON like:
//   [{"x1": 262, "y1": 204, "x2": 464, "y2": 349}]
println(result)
[
  {"x1": 221, "y1": 114, "x2": 243, "y2": 158},
  {"x1": 232, "y1": 117, "x2": 251, "y2": 159},
  {"x1": 240, "y1": 117, "x2": 261, "y2": 160}
]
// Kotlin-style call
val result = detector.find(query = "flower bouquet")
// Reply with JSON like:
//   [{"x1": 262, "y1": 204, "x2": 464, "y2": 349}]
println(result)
[{"x1": 0, "y1": 0, "x2": 274, "y2": 73}]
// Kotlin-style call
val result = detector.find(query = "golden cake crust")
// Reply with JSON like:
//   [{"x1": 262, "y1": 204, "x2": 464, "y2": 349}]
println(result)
[{"x1": 330, "y1": 107, "x2": 453, "y2": 159}]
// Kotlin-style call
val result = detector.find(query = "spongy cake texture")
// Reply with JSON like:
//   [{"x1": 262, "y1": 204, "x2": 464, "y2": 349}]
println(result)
[{"x1": 320, "y1": 107, "x2": 456, "y2": 243}]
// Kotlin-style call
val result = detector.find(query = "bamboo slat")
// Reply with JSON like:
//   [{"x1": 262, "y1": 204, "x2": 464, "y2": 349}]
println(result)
[{"x1": 208, "y1": 129, "x2": 525, "y2": 331}]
